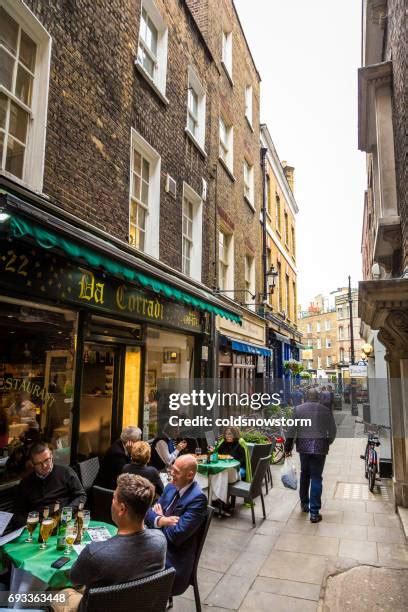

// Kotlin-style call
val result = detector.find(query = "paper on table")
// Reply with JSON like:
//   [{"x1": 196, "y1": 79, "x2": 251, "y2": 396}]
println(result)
[
  {"x1": 0, "y1": 527, "x2": 24, "y2": 546},
  {"x1": 0, "y1": 511, "x2": 13, "y2": 536},
  {"x1": 87, "y1": 527, "x2": 111, "y2": 542},
  {"x1": 73, "y1": 544, "x2": 86, "y2": 555}
]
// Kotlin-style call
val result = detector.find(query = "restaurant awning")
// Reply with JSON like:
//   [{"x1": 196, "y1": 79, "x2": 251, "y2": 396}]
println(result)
[
  {"x1": 0, "y1": 188, "x2": 242, "y2": 324},
  {"x1": 230, "y1": 339, "x2": 272, "y2": 357}
]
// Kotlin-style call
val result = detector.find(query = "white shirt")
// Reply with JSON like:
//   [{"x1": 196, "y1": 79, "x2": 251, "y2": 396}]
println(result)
[{"x1": 155, "y1": 439, "x2": 179, "y2": 467}]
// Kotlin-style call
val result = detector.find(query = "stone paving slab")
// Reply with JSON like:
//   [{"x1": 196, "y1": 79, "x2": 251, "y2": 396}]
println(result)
[
  {"x1": 240, "y1": 590, "x2": 318, "y2": 611},
  {"x1": 250, "y1": 576, "x2": 321, "y2": 601},
  {"x1": 259, "y1": 550, "x2": 328, "y2": 584}
]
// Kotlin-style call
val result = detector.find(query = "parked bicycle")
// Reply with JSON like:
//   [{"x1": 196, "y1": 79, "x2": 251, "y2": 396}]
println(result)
[
  {"x1": 245, "y1": 426, "x2": 286, "y2": 465},
  {"x1": 355, "y1": 419, "x2": 391, "y2": 492}
]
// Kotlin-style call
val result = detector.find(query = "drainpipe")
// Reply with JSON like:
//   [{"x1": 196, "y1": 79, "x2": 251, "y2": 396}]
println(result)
[{"x1": 260, "y1": 147, "x2": 268, "y2": 307}]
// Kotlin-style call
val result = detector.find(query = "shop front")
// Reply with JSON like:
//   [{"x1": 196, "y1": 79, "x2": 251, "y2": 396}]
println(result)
[{"x1": 0, "y1": 186, "x2": 241, "y2": 490}]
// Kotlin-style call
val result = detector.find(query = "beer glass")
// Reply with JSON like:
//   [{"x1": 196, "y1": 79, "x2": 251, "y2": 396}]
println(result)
[
  {"x1": 64, "y1": 524, "x2": 78, "y2": 555},
  {"x1": 83, "y1": 510, "x2": 91, "y2": 531},
  {"x1": 62, "y1": 506, "x2": 73, "y2": 523},
  {"x1": 25, "y1": 511, "x2": 39, "y2": 543},
  {"x1": 39, "y1": 518, "x2": 54, "y2": 549}
]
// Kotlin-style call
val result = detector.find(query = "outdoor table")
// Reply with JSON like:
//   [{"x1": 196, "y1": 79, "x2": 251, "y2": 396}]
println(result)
[
  {"x1": 197, "y1": 458, "x2": 240, "y2": 503},
  {"x1": 4, "y1": 520, "x2": 116, "y2": 594}
]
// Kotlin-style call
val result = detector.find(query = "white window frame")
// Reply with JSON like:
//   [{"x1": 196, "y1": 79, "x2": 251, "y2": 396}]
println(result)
[
  {"x1": 306, "y1": 323, "x2": 311, "y2": 333},
  {"x1": 317, "y1": 356, "x2": 322, "y2": 369},
  {"x1": 218, "y1": 229, "x2": 234, "y2": 291},
  {"x1": 221, "y1": 29, "x2": 232, "y2": 78},
  {"x1": 129, "y1": 128, "x2": 161, "y2": 258},
  {"x1": 326, "y1": 356, "x2": 332, "y2": 367},
  {"x1": 325, "y1": 319, "x2": 331, "y2": 331},
  {"x1": 219, "y1": 117, "x2": 233, "y2": 172},
  {"x1": 316, "y1": 338, "x2": 321, "y2": 349},
  {"x1": 182, "y1": 182, "x2": 202, "y2": 281},
  {"x1": 243, "y1": 159, "x2": 254, "y2": 207},
  {"x1": 186, "y1": 66, "x2": 206, "y2": 151},
  {"x1": 244, "y1": 254, "x2": 255, "y2": 311},
  {"x1": 0, "y1": 0, "x2": 51, "y2": 192},
  {"x1": 244, "y1": 84, "x2": 253, "y2": 126},
  {"x1": 316, "y1": 322, "x2": 321, "y2": 332},
  {"x1": 326, "y1": 338, "x2": 331, "y2": 348},
  {"x1": 339, "y1": 326, "x2": 344, "y2": 340},
  {"x1": 137, "y1": 0, "x2": 168, "y2": 97}
]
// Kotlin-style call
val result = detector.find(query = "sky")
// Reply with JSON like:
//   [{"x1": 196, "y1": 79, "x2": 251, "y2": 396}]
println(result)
[{"x1": 234, "y1": 0, "x2": 366, "y2": 310}]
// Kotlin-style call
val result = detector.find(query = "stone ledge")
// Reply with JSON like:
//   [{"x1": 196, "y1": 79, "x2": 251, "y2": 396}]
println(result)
[{"x1": 397, "y1": 506, "x2": 408, "y2": 541}]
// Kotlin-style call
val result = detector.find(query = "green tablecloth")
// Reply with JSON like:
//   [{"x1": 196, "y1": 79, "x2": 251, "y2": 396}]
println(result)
[
  {"x1": 4, "y1": 520, "x2": 117, "y2": 588},
  {"x1": 197, "y1": 458, "x2": 240, "y2": 475}
]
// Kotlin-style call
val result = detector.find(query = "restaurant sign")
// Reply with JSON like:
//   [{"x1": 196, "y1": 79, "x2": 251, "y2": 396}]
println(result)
[{"x1": 0, "y1": 240, "x2": 203, "y2": 333}]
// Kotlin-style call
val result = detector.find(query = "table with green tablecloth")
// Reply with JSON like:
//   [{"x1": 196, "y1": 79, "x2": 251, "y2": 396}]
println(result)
[
  {"x1": 4, "y1": 520, "x2": 116, "y2": 592},
  {"x1": 197, "y1": 459, "x2": 240, "y2": 503}
]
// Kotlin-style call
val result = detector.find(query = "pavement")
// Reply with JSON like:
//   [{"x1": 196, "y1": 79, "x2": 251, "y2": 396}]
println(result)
[{"x1": 172, "y1": 408, "x2": 408, "y2": 611}]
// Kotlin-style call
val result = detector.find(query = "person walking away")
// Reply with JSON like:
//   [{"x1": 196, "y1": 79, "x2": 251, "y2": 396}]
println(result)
[{"x1": 284, "y1": 388, "x2": 336, "y2": 523}]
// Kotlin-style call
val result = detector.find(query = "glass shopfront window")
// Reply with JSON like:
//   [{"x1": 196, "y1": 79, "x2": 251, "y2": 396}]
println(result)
[
  {"x1": 144, "y1": 328, "x2": 194, "y2": 439},
  {"x1": 0, "y1": 299, "x2": 77, "y2": 484}
]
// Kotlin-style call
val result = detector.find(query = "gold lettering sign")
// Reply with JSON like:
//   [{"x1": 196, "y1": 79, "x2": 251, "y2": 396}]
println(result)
[
  {"x1": 78, "y1": 269, "x2": 105, "y2": 304},
  {"x1": 4, "y1": 377, "x2": 56, "y2": 408},
  {"x1": 115, "y1": 285, "x2": 164, "y2": 320}
]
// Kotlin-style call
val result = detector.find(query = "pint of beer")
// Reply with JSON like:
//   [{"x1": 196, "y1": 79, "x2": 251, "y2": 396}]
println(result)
[{"x1": 39, "y1": 518, "x2": 54, "y2": 549}]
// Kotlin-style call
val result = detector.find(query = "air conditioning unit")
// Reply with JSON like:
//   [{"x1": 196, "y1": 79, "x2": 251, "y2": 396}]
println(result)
[
  {"x1": 202, "y1": 178, "x2": 207, "y2": 201},
  {"x1": 165, "y1": 174, "x2": 177, "y2": 198}
]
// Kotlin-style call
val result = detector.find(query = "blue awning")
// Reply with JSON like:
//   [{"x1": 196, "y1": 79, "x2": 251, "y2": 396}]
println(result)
[{"x1": 230, "y1": 339, "x2": 272, "y2": 357}]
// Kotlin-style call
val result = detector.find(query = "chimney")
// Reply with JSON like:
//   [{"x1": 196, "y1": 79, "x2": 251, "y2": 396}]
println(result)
[{"x1": 281, "y1": 161, "x2": 295, "y2": 193}]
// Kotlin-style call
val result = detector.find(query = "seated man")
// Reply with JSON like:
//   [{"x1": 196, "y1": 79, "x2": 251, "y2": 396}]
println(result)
[
  {"x1": 95, "y1": 425, "x2": 141, "y2": 490},
  {"x1": 145, "y1": 454, "x2": 207, "y2": 596},
  {"x1": 13, "y1": 442, "x2": 86, "y2": 527},
  {"x1": 66, "y1": 474, "x2": 167, "y2": 612}
]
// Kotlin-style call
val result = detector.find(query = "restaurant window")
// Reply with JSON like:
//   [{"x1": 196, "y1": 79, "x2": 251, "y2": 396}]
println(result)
[
  {"x1": 0, "y1": 1, "x2": 51, "y2": 190},
  {"x1": 0, "y1": 300, "x2": 77, "y2": 485},
  {"x1": 144, "y1": 328, "x2": 195, "y2": 439}
]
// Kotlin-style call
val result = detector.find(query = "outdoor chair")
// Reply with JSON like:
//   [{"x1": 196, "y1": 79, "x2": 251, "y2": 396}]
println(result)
[
  {"x1": 250, "y1": 442, "x2": 274, "y2": 494},
  {"x1": 90, "y1": 485, "x2": 114, "y2": 524},
  {"x1": 79, "y1": 456, "x2": 100, "y2": 492},
  {"x1": 228, "y1": 455, "x2": 271, "y2": 526},
  {"x1": 86, "y1": 567, "x2": 176, "y2": 612}
]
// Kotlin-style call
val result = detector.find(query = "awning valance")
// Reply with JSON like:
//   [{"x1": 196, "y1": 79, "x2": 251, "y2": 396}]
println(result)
[
  {"x1": 5, "y1": 211, "x2": 241, "y2": 324},
  {"x1": 230, "y1": 339, "x2": 272, "y2": 357}
]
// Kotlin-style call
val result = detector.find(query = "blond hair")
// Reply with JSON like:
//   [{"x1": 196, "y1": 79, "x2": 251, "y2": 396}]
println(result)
[{"x1": 131, "y1": 441, "x2": 151, "y2": 465}]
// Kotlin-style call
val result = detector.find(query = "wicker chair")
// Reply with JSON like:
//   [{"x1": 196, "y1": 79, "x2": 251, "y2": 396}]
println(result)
[
  {"x1": 79, "y1": 456, "x2": 100, "y2": 492},
  {"x1": 90, "y1": 485, "x2": 114, "y2": 524},
  {"x1": 228, "y1": 455, "x2": 271, "y2": 526},
  {"x1": 250, "y1": 442, "x2": 274, "y2": 494},
  {"x1": 189, "y1": 505, "x2": 214, "y2": 611},
  {"x1": 86, "y1": 567, "x2": 176, "y2": 612}
]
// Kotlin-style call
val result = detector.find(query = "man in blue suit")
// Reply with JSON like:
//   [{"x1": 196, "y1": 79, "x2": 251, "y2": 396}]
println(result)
[{"x1": 145, "y1": 454, "x2": 207, "y2": 596}]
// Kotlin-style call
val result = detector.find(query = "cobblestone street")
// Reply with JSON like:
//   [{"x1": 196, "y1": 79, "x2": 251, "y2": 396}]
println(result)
[{"x1": 173, "y1": 409, "x2": 408, "y2": 611}]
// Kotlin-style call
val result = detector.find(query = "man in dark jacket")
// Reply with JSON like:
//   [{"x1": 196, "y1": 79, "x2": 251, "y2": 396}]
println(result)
[
  {"x1": 13, "y1": 442, "x2": 86, "y2": 526},
  {"x1": 95, "y1": 426, "x2": 141, "y2": 490},
  {"x1": 285, "y1": 388, "x2": 336, "y2": 523}
]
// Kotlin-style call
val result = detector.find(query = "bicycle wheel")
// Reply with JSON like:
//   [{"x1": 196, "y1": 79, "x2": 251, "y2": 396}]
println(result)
[
  {"x1": 368, "y1": 465, "x2": 376, "y2": 492},
  {"x1": 271, "y1": 442, "x2": 285, "y2": 465}
]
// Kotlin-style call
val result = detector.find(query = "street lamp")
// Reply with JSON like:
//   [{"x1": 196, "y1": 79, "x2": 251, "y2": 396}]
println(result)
[{"x1": 265, "y1": 263, "x2": 279, "y2": 298}]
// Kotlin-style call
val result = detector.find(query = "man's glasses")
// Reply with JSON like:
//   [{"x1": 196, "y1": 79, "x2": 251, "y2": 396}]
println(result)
[{"x1": 33, "y1": 456, "x2": 53, "y2": 467}]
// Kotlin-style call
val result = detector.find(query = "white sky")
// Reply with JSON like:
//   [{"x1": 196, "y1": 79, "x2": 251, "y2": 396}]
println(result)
[{"x1": 234, "y1": 0, "x2": 366, "y2": 309}]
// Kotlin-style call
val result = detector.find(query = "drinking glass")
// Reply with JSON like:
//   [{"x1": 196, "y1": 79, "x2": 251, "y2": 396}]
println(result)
[
  {"x1": 64, "y1": 524, "x2": 78, "y2": 555},
  {"x1": 83, "y1": 510, "x2": 91, "y2": 531},
  {"x1": 39, "y1": 518, "x2": 54, "y2": 549},
  {"x1": 62, "y1": 507, "x2": 73, "y2": 523},
  {"x1": 195, "y1": 447, "x2": 202, "y2": 461},
  {"x1": 25, "y1": 511, "x2": 39, "y2": 543},
  {"x1": 166, "y1": 466, "x2": 173, "y2": 482}
]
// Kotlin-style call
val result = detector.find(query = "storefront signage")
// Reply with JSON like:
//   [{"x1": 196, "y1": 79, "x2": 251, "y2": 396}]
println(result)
[
  {"x1": 2, "y1": 376, "x2": 56, "y2": 408},
  {"x1": 0, "y1": 241, "x2": 203, "y2": 333}
]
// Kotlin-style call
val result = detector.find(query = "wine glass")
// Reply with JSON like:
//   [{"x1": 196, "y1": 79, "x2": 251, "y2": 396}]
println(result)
[
  {"x1": 166, "y1": 466, "x2": 173, "y2": 482},
  {"x1": 64, "y1": 524, "x2": 78, "y2": 555},
  {"x1": 25, "y1": 511, "x2": 39, "y2": 543},
  {"x1": 39, "y1": 518, "x2": 54, "y2": 550},
  {"x1": 195, "y1": 447, "x2": 202, "y2": 461}
]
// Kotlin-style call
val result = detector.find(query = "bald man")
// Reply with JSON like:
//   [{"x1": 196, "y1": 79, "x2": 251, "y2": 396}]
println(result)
[{"x1": 145, "y1": 454, "x2": 207, "y2": 596}]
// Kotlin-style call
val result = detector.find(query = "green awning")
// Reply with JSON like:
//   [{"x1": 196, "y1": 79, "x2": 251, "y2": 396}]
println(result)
[{"x1": 7, "y1": 214, "x2": 241, "y2": 324}]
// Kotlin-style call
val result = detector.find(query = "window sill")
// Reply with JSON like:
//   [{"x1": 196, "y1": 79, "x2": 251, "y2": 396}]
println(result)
[
  {"x1": 245, "y1": 116, "x2": 254, "y2": 132},
  {"x1": 244, "y1": 195, "x2": 255, "y2": 212},
  {"x1": 218, "y1": 157, "x2": 235, "y2": 182},
  {"x1": 221, "y1": 60, "x2": 234, "y2": 86},
  {"x1": 135, "y1": 61, "x2": 169, "y2": 106},
  {"x1": 185, "y1": 128, "x2": 207, "y2": 158}
]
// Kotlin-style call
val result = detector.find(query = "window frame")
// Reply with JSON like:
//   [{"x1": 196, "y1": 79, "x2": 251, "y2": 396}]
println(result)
[
  {"x1": 182, "y1": 182, "x2": 202, "y2": 281},
  {"x1": 136, "y1": 0, "x2": 168, "y2": 97},
  {"x1": 129, "y1": 128, "x2": 161, "y2": 258},
  {"x1": 0, "y1": 0, "x2": 51, "y2": 192},
  {"x1": 221, "y1": 29, "x2": 232, "y2": 79},
  {"x1": 243, "y1": 159, "x2": 254, "y2": 207},
  {"x1": 218, "y1": 229, "x2": 234, "y2": 291},
  {"x1": 244, "y1": 253, "x2": 255, "y2": 310},
  {"x1": 219, "y1": 117, "x2": 233, "y2": 172},
  {"x1": 244, "y1": 84, "x2": 253, "y2": 126},
  {"x1": 186, "y1": 66, "x2": 206, "y2": 151}
]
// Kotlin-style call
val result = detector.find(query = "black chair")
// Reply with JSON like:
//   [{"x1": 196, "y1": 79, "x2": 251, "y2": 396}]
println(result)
[
  {"x1": 189, "y1": 505, "x2": 214, "y2": 612},
  {"x1": 79, "y1": 456, "x2": 100, "y2": 492},
  {"x1": 86, "y1": 567, "x2": 176, "y2": 612},
  {"x1": 228, "y1": 455, "x2": 271, "y2": 526},
  {"x1": 250, "y1": 442, "x2": 273, "y2": 494},
  {"x1": 91, "y1": 485, "x2": 114, "y2": 524}
]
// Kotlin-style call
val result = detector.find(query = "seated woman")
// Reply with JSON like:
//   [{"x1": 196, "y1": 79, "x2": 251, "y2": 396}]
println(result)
[
  {"x1": 217, "y1": 427, "x2": 252, "y2": 482},
  {"x1": 122, "y1": 441, "x2": 164, "y2": 497},
  {"x1": 149, "y1": 424, "x2": 187, "y2": 471}
]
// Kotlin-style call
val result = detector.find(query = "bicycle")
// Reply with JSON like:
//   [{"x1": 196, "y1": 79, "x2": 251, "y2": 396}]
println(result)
[
  {"x1": 355, "y1": 419, "x2": 391, "y2": 492},
  {"x1": 245, "y1": 426, "x2": 286, "y2": 465}
]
